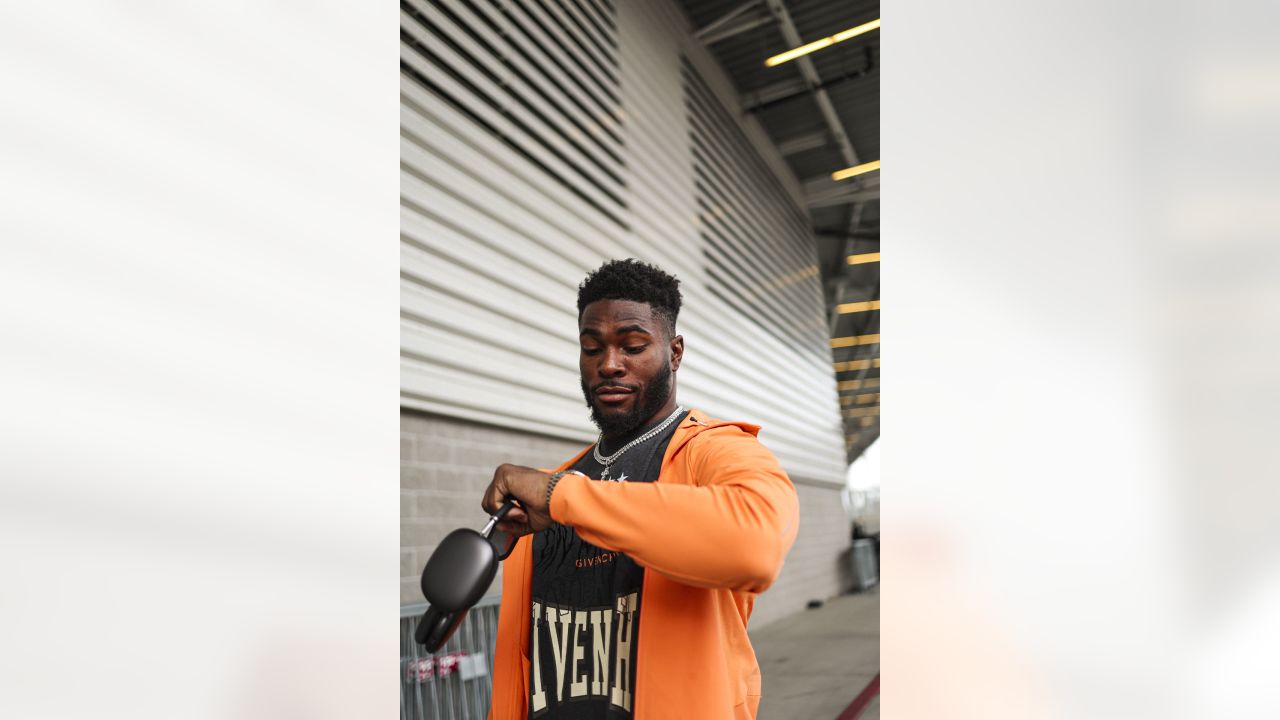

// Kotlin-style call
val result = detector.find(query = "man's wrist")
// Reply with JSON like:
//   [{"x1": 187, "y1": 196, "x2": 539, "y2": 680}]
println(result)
[
  {"x1": 545, "y1": 471, "x2": 566, "y2": 508},
  {"x1": 544, "y1": 470, "x2": 583, "y2": 511}
]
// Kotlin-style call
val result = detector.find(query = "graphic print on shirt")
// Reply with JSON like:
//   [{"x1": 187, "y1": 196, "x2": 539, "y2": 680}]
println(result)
[
  {"x1": 529, "y1": 592, "x2": 639, "y2": 714},
  {"x1": 529, "y1": 410, "x2": 688, "y2": 719}
]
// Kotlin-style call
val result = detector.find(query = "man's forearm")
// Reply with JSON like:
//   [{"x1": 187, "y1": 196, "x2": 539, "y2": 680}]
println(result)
[{"x1": 549, "y1": 467, "x2": 799, "y2": 593}]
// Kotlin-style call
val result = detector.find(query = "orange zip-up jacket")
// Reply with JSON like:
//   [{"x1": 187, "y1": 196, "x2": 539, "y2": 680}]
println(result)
[{"x1": 487, "y1": 408, "x2": 800, "y2": 720}]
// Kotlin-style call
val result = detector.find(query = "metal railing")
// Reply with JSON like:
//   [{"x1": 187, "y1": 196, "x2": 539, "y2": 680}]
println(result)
[{"x1": 401, "y1": 596, "x2": 502, "y2": 720}]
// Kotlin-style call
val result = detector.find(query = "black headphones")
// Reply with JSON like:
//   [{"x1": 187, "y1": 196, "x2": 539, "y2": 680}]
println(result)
[{"x1": 415, "y1": 497, "x2": 518, "y2": 651}]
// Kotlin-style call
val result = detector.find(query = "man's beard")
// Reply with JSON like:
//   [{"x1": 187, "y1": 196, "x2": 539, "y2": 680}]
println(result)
[{"x1": 581, "y1": 363, "x2": 672, "y2": 438}]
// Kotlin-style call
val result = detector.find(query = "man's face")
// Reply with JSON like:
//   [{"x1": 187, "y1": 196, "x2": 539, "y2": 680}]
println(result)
[{"x1": 578, "y1": 299, "x2": 683, "y2": 437}]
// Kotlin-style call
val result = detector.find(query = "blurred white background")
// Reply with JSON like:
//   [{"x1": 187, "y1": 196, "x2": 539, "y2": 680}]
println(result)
[
  {"x1": 886, "y1": 1, "x2": 1280, "y2": 718},
  {"x1": 1, "y1": 0, "x2": 1277, "y2": 717},
  {"x1": 0, "y1": 3, "x2": 397, "y2": 718}
]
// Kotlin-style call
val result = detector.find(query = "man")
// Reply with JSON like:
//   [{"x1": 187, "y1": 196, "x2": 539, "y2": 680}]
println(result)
[{"x1": 482, "y1": 259, "x2": 799, "y2": 720}]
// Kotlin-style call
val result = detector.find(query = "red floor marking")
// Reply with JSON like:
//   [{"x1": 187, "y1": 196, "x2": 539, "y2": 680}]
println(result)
[{"x1": 835, "y1": 673, "x2": 879, "y2": 720}]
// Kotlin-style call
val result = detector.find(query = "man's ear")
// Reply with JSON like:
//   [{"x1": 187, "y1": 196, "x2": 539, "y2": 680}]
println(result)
[{"x1": 669, "y1": 334, "x2": 684, "y2": 372}]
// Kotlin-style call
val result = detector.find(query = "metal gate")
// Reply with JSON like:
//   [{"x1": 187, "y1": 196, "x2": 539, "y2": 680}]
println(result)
[{"x1": 401, "y1": 596, "x2": 502, "y2": 720}]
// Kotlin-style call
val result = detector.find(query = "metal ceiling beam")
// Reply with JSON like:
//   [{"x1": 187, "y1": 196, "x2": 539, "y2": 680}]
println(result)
[
  {"x1": 743, "y1": 52, "x2": 876, "y2": 112},
  {"x1": 701, "y1": 15, "x2": 775, "y2": 44},
  {"x1": 741, "y1": 76, "x2": 808, "y2": 110},
  {"x1": 694, "y1": 1, "x2": 773, "y2": 44},
  {"x1": 694, "y1": 1, "x2": 757, "y2": 38},
  {"x1": 805, "y1": 175, "x2": 880, "y2": 208},
  {"x1": 802, "y1": 174, "x2": 844, "y2": 196},
  {"x1": 825, "y1": 202, "x2": 861, "y2": 334},
  {"x1": 819, "y1": 224, "x2": 880, "y2": 234},
  {"x1": 776, "y1": 130, "x2": 829, "y2": 156},
  {"x1": 762, "y1": 0, "x2": 860, "y2": 169},
  {"x1": 816, "y1": 230, "x2": 880, "y2": 243},
  {"x1": 810, "y1": 187, "x2": 880, "y2": 209}
]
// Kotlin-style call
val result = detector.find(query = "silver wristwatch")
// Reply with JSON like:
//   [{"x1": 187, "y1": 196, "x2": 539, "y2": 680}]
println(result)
[{"x1": 545, "y1": 470, "x2": 582, "y2": 507}]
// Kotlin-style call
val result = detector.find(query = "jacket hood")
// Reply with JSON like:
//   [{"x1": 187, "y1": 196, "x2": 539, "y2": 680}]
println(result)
[{"x1": 667, "y1": 407, "x2": 759, "y2": 459}]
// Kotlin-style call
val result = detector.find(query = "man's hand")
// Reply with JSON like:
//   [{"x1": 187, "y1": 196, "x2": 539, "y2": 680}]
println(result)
[{"x1": 481, "y1": 464, "x2": 554, "y2": 537}]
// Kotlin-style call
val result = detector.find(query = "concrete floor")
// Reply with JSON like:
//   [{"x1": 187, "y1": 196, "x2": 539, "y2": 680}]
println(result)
[{"x1": 750, "y1": 588, "x2": 880, "y2": 720}]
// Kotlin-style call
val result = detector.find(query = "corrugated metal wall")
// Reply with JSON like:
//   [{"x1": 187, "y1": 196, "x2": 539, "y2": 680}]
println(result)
[{"x1": 399, "y1": 0, "x2": 846, "y2": 485}]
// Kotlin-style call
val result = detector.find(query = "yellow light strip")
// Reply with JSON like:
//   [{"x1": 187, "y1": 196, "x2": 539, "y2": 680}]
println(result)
[
  {"x1": 858, "y1": 416, "x2": 876, "y2": 427},
  {"x1": 839, "y1": 393, "x2": 881, "y2": 405},
  {"x1": 764, "y1": 18, "x2": 881, "y2": 67},
  {"x1": 842, "y1": 406, "x2": 881, "y2": 418},
  {"x1": 832, "y1": 358, "x2": 880, "y2": 372},
  {"x1": 832, "y1": 160, "x2": 881, "y2": 181},
  {"x1": 846, "y1": 252, "x2": 880, "y2": 265},
  {"x1": 839, "y1": 378, "x2": 880, "y2": 391},
  {"x1": 830, "y1": 333, "x2": 880, "y2": 349},
  {"x1": 836, "y1": 300, "x2": 880, "y2": 314}
]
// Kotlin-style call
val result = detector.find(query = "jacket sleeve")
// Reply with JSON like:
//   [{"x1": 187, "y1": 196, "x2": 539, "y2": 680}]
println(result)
[{"x1": 547, "y1": 425, "x2": 800, "y2": 593}]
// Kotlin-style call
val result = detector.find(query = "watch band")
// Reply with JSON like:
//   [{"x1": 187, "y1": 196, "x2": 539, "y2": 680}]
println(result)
[
  {"x1": 545, "y1": 470, "x2": 582, "y2": 508},
  {"x1": 546, "y1": 471, "x2": 566, "y2": 508}
]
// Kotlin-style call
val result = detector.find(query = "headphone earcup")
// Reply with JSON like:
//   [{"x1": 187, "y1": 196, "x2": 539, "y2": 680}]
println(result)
[
  {"x1": 415, "y1": 604, "x2": 468, "y2": 653},
  {"x1": 413, "y1": 605, "x2": 441, "y2": 645}
]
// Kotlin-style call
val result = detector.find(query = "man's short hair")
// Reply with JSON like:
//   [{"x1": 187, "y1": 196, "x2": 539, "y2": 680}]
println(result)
[{"x1": 577, "y1": 258, "x2": 682, "y2": 336}]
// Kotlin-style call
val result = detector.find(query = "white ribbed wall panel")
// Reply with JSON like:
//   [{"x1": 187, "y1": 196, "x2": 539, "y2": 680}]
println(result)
[{"x1": 400, "y1": 0, "x2": 846, "y2": 485}]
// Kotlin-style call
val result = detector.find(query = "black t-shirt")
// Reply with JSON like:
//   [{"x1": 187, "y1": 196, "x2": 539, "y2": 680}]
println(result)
[{"x1": 528, "y1": 409, "x2": 689, "y2": 719}]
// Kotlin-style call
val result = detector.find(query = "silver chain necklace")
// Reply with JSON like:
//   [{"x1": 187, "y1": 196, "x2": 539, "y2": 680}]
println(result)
[{"x1": 593, "y1": 405, "x2": 685, "y2": 480}]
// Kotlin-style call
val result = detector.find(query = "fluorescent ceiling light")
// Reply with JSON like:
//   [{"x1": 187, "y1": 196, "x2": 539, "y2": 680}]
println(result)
[
  {"x1": 832, "y1": 358, "x2": 880, "y2": 372},
  {"x1": 764, "y1": 18, "x2": 881, "y2": 67},
  {"x1": 846, "y1": 253, "x2": 880, "y2": 266},
  {"x1": 838, "y1": 392, "x2": 882, "y2": 406},
  {"x1": 830, "y1": 333, "x2": 880, "y2": 349},
  {"x1": 837, "y1": 300, "x2": 880, "y2": 314},
  {"x1": 832, "y1": 160, "x2": 880, "y2": 181}
]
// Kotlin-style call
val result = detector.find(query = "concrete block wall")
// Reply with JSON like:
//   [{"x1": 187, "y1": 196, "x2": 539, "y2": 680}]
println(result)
[
  {"x1": 749, "y1": 482, "x2": 855, "y2": 629},
  {"x1": 401, "y1": 410, "x2": 587, "y2": 604},
  {"x1": 402, "y1": 412, "x2": 855, "y2": 630}
]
